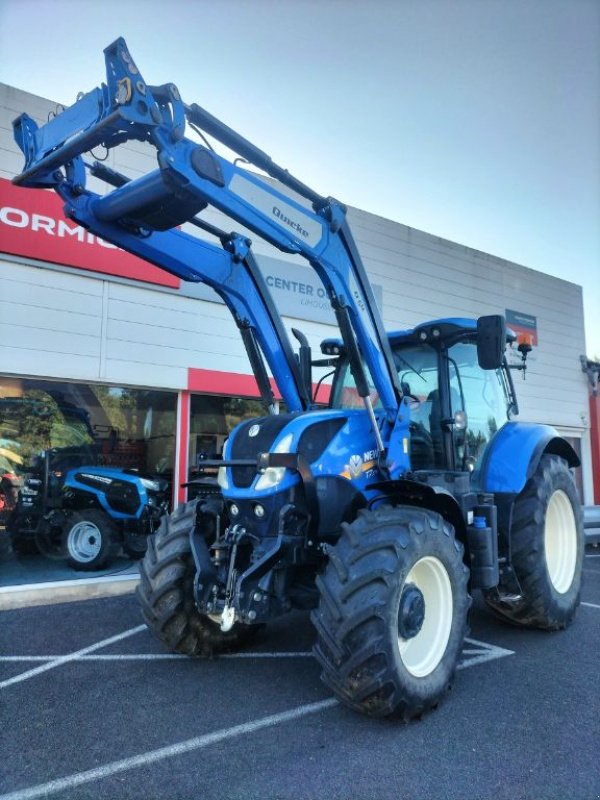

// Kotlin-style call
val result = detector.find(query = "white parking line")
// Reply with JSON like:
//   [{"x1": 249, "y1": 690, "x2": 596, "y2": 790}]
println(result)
[
  {"x1": 0, "y1": 651, "x2": 314, "y2": 662},
  {"x1": 0, "y1": 640, "x2": 516, "y2": 672},
  {"x1": 0, "y1": 641, "x2": 515, "y2": 667},
  {"x1": 0, "y1": 697, "x2": 339, "y2": 800},
  {"x1": 582, "y1": 601, "x2": 600, "y2": 609},
  {"x1": 0, "y1": 625, "x2": 146, "y2": 689},
  {"x1": 458, "y1": 637, "x2": 514, "y2": 669}
]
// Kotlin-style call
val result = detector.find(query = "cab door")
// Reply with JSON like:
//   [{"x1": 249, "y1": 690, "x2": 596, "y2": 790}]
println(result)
[{"x1": 446, "y1": 341, "x2": 509, "y2": 472}]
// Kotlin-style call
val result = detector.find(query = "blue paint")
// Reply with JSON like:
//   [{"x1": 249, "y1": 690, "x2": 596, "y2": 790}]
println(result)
[{"x1": 478, "y1": 421, "x2": 563, "y2": 494}]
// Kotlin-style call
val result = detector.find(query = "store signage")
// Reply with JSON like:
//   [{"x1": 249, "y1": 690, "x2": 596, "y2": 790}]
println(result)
[
  {"x1": 0, "y1": 177, "x2": 179, "y2": 288},
  {"x1": 1, "y1": 177, "x2": 382, "y2": 327},
  {"x1": 505, "y1": 308, "x2": 538, "y2": 345},
  {"x1": 254, "y1": 254, "x2": 383, "y2": 325},
  {"x1": 505, "y1": 308, "x2": 538, "y2": 366}
]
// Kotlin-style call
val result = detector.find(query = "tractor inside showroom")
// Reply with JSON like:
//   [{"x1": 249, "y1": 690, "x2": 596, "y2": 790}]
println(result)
[
  {"x1": 1, "y1": 394, "x2": 169, "y2": 570},
  {"x1": 12, "y1": 38, "x2": 584, "y2": 719}
]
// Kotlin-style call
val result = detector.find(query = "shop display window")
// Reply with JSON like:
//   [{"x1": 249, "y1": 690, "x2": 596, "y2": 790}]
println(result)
[
  {"x1": 187, "y1": 395, "x2": 265, "y2": 489},
  {"x1": 0, "y1": 377, "x2": 176, "y2": 585}
]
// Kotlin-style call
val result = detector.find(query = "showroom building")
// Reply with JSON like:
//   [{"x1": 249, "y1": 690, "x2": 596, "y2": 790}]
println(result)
[{"x1": 0, "y1": 83, "x2": 596, "y2": 590}]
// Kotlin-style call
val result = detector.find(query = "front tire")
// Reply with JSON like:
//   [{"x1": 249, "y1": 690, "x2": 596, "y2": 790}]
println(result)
[
  {"x1": 484, "y1": 455, "x2": 584, "y2": 630},
  {"x1": 137, "y1": 500, "x2": 260, "y2": 656},
  {"x1": 311, "y1": 506, "x2": 470, "y2": 720},
  {"x1": 63, "y1": 509, "x2": 118, "y2": 570}
]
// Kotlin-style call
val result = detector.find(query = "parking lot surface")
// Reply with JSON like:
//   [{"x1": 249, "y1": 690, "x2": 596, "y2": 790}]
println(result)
[{"x1": 1, "y1": 550, "x2": 599, "y2": 800}]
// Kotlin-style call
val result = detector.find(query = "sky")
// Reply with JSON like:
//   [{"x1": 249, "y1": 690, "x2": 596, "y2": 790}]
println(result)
[{"x1": 1, "y1": 0, "x2": 599, "y2": 355}]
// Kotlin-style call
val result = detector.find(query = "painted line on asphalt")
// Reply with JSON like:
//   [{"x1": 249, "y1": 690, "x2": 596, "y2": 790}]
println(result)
[
  {"x1": 0, "y1": 625, "x2": 146, "y2": 689},
  {"x1": 457, "y1": 637, "x2": 514, "y2": 670},
  {"x1": 0, "y1": 640, "x2": 514, "y2": 669},
  {"x1": 584, "y1": 554, "x2": 600, "y2": 558},
  {"x1": 581, "y1": 601, "x2": 600, "y2": 609},
  {"x1": 0, "y1": 697, "x2": 339, "y2": 800},
  {"x1": 0, "y1": 652, "x2": 314, "y2": 662}
]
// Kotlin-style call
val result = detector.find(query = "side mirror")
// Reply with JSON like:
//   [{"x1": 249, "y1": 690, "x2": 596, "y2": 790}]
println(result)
[{"x1": 477, "y1": 315, "x2": 506, "y2": 370}]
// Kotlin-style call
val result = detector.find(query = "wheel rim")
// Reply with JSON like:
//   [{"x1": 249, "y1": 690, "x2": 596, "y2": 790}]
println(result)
[
  {"x1": 67, "y1": 521, "x2": 102, "y2": 563},
  {"x1": 397, "y1": 556, "x2": 453, "y2": 678},
  {"x1": 544, "y1": 489, "x2": 578, "y2": 594}
]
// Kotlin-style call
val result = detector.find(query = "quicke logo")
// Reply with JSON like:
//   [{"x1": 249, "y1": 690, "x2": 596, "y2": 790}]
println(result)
[{"x1": 272, "y1": 206, "x2": 310, "y2": 238}]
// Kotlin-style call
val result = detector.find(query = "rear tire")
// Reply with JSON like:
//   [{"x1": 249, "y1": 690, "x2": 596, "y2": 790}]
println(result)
[
  {"x1": 484, "y1": 455, "x2": 583, "y2": 630},
  {"x1": 63, "y1": 509, "x2": 118, "y2": 571},
  {"x1": 136, "y1": 499, "x2": 260, "y2": 656},
  {"x1": 311, "y1": 506, "x2": 470, "y2": 720}
]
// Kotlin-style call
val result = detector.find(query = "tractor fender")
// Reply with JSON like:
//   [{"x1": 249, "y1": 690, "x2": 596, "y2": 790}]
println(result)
[{"x1": 478, "y1": 422, "x2": 579, "y2": 495}]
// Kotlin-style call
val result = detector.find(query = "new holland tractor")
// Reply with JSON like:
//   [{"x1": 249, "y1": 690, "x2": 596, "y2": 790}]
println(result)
[{"x1": 12, "y1": 39, "x2": 584, "y2": 720}]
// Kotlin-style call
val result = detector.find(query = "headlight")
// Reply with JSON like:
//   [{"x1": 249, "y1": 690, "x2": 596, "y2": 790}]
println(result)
[
  {"x1": 217, "y1": 466, "x2": 229, "y2": 489},
  {"x1": 255, "y1": 433, "x2": 293, "y2": 491},
  {"x1": 140, "y1": 477, "x2": 161, "y2": 492}
]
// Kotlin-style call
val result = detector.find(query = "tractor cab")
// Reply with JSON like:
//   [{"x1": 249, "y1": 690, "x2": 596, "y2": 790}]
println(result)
[{"x1": 328, "y1": 316, "x2": 517, "y2": 478}]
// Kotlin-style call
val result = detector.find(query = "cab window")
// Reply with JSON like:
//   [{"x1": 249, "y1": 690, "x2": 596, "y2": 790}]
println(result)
[{"x1": 447, "y1": 341, "x2": 508, "y2": 469}]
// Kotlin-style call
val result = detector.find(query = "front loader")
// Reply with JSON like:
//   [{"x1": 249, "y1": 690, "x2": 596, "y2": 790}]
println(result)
[{"x1": 12, "y1": 38, "x2": 584, "y2": 720}]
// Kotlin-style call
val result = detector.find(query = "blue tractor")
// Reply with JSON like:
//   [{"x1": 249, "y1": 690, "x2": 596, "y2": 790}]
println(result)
[
  {"x1": 1, "y1": 394, "x2": 169, "y2": 569},
  {"x1": 12, "y1": 39, "x2": 584, "y2": 719}
]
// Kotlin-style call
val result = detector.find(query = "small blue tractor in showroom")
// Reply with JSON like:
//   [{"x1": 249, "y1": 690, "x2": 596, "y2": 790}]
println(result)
[
  {"x1": 7, "y1": 449, "x2": 169, "y2": 570},
  {"x1": 12, "y1": 39, "x2": 584, "y2": 719},
  {"x1": 1, "y1": 394, "x2": 168, "y2": 569}
]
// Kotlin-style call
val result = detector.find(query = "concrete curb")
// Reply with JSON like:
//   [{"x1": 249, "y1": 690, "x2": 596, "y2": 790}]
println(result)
[{"x1": 0, "y1": 573, "x2": 139, "y2": 610}]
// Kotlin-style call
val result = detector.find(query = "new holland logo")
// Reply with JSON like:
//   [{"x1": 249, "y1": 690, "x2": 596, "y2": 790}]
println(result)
[
  {"x1": 248, "y1": 424, "x2": 261, "y2": 438},
  {"x1": 348, "y1": 455, "x2": 363, "y2": 478}
]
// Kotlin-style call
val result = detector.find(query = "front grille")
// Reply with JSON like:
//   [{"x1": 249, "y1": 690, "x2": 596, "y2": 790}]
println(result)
[{"x1": 105, "y1": 479, "x2": 141, "y2": 515}]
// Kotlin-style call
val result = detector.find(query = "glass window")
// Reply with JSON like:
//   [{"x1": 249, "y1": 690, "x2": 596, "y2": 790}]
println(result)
[
  {"x1": 188, "y1": 395, "x2": 265, "y2": 484},
  {"x1": 447, "y1": 342, "x2": 508, "y2": 469},
  {"x1": 0, "y1": 377, "x2": 176, "y2": 584},
  {"x1": 330, "y1": 360, "x2": 380, "y2": 410}
]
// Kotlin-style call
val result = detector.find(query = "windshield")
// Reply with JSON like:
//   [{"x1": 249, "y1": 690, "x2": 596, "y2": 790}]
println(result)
[{"x1": 331, "y1": 343, "x2": 439, "y2": 410}]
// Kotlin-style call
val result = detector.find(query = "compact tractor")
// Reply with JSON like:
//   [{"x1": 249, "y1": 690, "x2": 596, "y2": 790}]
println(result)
[{"x1": 12, "y1": 39, "x2": 584, "y2": 719}]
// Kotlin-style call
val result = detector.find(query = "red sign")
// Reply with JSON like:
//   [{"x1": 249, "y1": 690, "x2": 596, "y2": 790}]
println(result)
[{"x1": 0, "y1": 177, "x2": 180, "y2": 288}]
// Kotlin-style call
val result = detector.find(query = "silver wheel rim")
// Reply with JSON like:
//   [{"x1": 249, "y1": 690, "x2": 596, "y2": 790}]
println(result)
[
  {"x1": 67, "y1": 521, "x2": 102, "y2": 563},
  {"x1": 544, "y1": 489, "x2": 578, "y2": 594},
  {"x1": 397, "y1": 556, "x2": 453, "y2": 678}
]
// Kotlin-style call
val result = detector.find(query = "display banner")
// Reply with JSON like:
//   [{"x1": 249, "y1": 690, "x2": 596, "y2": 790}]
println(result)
[
  {"x1": 505, "y1": 308, "x2": 538, "y2": 345},
  {"x1": 505, "y1": 308, "x2": 538, "y2": 366},
  {"x1": 0, "y1": 177, "x2": 180, "y2": 288}
]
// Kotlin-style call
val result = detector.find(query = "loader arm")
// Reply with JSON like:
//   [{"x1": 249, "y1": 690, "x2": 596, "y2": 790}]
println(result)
[
  {"x1": 62, "y1": 180, "x2": 309, "y2": 413},
  {"x1": 12, "y1": 37, "x2": 405, "y2": 470}
]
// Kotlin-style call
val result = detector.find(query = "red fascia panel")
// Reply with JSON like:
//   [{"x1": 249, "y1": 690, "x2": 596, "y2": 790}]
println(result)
[
  {"x1": 177, "y1": 391, "x2": 190, "y2": 506},
  {"x1": 589, "y1": 393, "x2": 600, "y2": 504},
  {"x1": 187, "y1": 367, "x2": 282, "y2": 400},
  {"x1": 187, "y1": 367, "x2": 331, "y2": 404},
  {"x1": 0, "y1": 177, "x2": 180, "y2": 289}
]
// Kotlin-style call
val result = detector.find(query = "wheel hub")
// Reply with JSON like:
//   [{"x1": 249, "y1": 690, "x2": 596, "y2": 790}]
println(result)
[{"x1": 398, "y1": 584, "x2": 425, "y2": 640}]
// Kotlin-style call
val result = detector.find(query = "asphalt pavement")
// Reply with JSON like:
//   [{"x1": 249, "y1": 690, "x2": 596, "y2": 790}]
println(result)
[{"x1": 1, "y1": 550, "x2": 599, "y2": 800}]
